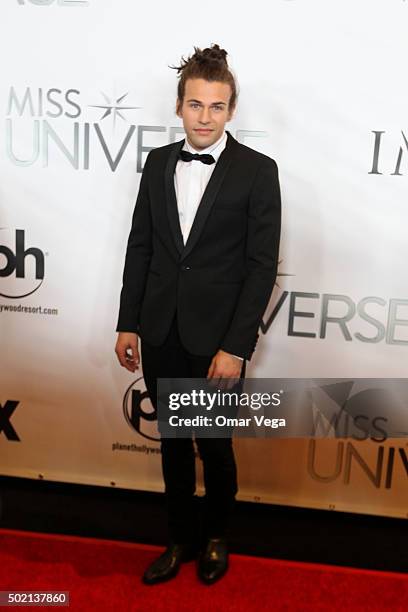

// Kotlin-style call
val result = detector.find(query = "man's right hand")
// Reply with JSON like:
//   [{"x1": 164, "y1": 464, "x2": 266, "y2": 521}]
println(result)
[{"x1": 115, "y1": 332, "x2": 140, "y2": 373}]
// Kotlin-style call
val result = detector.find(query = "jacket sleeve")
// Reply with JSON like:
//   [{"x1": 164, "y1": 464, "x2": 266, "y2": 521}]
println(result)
[
  {"x1": 116, "y1": 152, "x2": 153, "y2": 333},
  {"x1": 219, "y1": 157, "x2": 281, "y2": 360}
]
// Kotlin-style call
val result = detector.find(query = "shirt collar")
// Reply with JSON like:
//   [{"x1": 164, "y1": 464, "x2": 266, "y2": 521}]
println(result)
[{"x1": 183, "y1": 130, "x2": 227, "y2": 162}]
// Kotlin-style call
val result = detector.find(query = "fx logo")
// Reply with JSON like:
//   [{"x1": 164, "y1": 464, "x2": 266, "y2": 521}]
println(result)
[
  {"x1": 0, "y1": 400, "x2": 20, "y2": 441},
  {"x1": 0, "y1": 229, "x2": 45, "y2": 298}
]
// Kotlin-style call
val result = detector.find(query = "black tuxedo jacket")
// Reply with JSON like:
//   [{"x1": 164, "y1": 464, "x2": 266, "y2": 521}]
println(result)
[{"x1": 116, "y1": 130, "x2": 281, "y2": 361}]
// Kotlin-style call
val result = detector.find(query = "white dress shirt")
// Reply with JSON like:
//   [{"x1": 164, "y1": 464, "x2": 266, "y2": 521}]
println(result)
[
  {"x1": 174, "y1": 130, "x2": 227, "y2": 244},
  {"x1": 173, "y1": 130, "x2": 243, "y2": 361}
]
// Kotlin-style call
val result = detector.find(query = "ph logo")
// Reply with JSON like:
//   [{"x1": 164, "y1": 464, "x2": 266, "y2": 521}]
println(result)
[
  {"x1": 123, "y1": 377, "x2": 159, "y2": 442},
  {"x1": 0, "y1": 229, "x2": 45, "y2": 298}
]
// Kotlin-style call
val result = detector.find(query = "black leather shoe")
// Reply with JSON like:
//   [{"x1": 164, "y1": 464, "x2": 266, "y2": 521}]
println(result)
[
  {"x1": 197, "y1": 538, "x2": 229, "y2": 584},
  {"x1": 142, "y1": 543, "x2": 197, "y2": 585}
]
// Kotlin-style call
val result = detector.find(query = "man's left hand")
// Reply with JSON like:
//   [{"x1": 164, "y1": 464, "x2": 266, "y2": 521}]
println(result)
[{"x1": 207, "y1": 350, "x2": 243, "y2": 390}]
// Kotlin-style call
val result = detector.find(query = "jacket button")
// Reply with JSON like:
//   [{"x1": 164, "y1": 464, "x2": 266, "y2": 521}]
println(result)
[{"x1": 181, "y1": 265, "x2": 191, "y2": 271}]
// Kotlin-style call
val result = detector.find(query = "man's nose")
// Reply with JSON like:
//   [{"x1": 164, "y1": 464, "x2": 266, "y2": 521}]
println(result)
[{"x1": 198, "y1": 107, "x2": 211, "y2": 124}]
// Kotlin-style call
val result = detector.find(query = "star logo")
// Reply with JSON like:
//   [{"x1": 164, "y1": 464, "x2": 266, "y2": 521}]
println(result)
[
  {"x1": 275, "y1": 259, "x2": 294, "y2": 288},
  {"x1": 89, "y1": 91, "x2": 141, "y2": 127}
]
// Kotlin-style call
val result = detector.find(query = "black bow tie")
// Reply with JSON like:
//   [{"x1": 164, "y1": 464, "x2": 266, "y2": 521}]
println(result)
[{"x1": 179, "y1": 149, "x2": 216, "y2": 165}]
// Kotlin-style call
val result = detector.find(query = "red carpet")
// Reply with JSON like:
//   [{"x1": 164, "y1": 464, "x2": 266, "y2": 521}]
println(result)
[{"x1": 1, "y1": 528, "x2": 407, "y2": 611}]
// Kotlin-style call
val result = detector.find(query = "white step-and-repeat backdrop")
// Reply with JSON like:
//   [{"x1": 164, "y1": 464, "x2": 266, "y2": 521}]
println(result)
[{"x1": 1, "y1": 0, "x2": 407, "y2": 519}]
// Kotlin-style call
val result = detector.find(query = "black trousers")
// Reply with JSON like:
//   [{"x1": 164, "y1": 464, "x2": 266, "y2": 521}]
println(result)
[{"x1": 140, "y1": 313, "x2": 246, "y2": 544}]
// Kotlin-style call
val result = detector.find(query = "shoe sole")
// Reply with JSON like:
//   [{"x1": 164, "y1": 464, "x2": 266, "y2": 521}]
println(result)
[
  {"x1": 142, "y1": 566, "x2": 180, "y2": 586},
  {"x1": 197, "y1": 563, "x2": 229, "y2": 585},
  {"x1": 142, "y1": 553, "x2": 198, "y2": 586}
]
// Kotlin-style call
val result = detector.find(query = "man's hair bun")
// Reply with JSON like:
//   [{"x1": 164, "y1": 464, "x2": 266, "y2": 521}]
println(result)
[
  {"x1": 170, "y1": 43, "x2": 238, "y2": 110},
  {"x1": 192, "y1": 44, "x2": 228, "y2": 65}
]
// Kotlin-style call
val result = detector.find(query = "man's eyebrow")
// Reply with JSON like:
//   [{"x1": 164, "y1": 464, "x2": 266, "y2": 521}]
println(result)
[{"x1": 186, "y1": 99, "x2": 227, "y2": 105}]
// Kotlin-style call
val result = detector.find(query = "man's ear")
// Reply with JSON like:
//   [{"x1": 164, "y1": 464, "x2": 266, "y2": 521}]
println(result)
[{"x1": 227, "y1": 104, "x2": 236, "y2": 121}]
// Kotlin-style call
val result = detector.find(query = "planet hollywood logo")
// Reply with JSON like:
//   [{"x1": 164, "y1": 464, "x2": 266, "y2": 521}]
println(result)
[
  {"x1": 0, "y1": 228, "x2": 46, "y2": 299},
  {"x1": 123, "y1": 376, "x2": 160, "y2": 442}
]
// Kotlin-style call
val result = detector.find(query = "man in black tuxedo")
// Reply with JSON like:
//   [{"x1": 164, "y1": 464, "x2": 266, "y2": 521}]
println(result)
[{"x1": 115, "y1": 44, "x2": 281, "y2": 585}]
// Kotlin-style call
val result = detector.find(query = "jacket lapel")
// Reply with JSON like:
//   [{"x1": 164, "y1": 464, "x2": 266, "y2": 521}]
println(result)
[
  {"x1": 180, "y1": 131, "x2": 238, "y2": 262},
  {"x1": 164, "y1": 138, "x2": 185, "y2": 256},
  {"x1": 164, "y1": 131, "x2": 239, "y2": 260}
]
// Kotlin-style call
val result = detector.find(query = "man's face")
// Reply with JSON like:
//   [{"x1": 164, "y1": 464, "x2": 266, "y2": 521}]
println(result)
[{"x1": 176, "y1": 78, "x2": 235, "y2": 150}]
